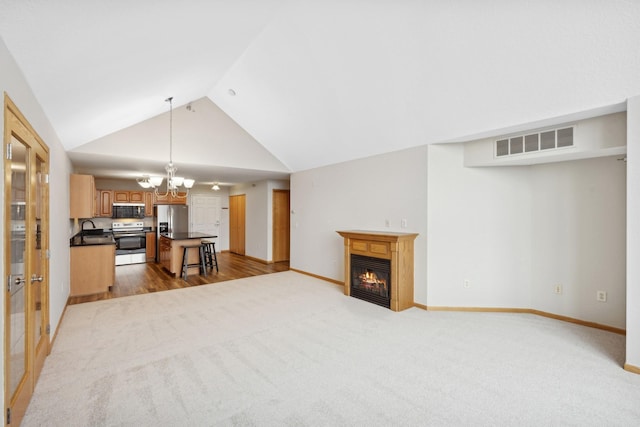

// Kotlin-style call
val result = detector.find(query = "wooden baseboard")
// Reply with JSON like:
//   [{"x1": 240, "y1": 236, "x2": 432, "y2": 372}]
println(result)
[
  {"x1": 422, "y1": 305, "x2": 626, "y2": 335},
  {"x1": 529, "y1": 309, "x2": 626, "y2": 335},
  {"x1": 624, "y1": 363, "x2": 640, "y2": 375},
  {"x1": 50, "y1": 299, "x2": 71, "y2": 352},
  {"x1": 245, "y1": 255, "x2": 269, "y2": 264},
  {"x1": 425, "y1": 306, "x2": 531, "y2": 313},
  {"x1": 290, "y1": 268, "x2": 344, "y2": 286},
  {"x1": 286, "y1": 270, "x2": 626, "y2": 335}
]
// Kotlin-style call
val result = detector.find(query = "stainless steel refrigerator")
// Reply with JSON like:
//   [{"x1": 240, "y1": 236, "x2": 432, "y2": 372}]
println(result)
[{"x1": 153, "y1": 205, "x2": 189, "y2": 261}]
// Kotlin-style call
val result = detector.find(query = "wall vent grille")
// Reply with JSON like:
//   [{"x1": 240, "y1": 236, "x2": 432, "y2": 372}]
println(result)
[{"x1": 495, "y1": 126, "x2": 574, "y2": 158}]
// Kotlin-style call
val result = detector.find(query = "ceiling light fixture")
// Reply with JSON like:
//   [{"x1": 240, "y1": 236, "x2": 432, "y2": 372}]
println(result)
[
  {"x1": 137, "y1": 175, "x2": 153, "y2": 188},
  {"x1": 211, "y1": 182, "x2": 220, "y2": 191},
  {"x1": 137, "y1": 97, "x2": 194, "y2": 198}
]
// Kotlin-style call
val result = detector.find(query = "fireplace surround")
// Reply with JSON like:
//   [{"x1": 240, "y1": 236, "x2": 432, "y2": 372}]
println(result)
[{"x1": 337, "y1": 230, "x2": 418, "y2": 311}]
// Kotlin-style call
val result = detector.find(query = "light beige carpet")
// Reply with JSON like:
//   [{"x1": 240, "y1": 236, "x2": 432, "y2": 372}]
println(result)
[{"x1": 23, "y1": 271, "x2": 640, "y2": 426}]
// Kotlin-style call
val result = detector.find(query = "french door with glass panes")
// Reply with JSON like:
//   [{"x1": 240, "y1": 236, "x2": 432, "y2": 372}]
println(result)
[{"x1": 4, "y1": 95, "x2": 50, "y2": 426}]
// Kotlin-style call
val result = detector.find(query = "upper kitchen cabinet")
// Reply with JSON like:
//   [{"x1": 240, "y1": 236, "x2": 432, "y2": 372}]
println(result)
[
  {"x1": 154, "y1": 192, "x2": 187, "y2": 205},
  {"x1": 70, "y1": 174, "x2": 95, "y2": 219},
  {"x1": 144, "y1": 191, "x2": 154, "y2": 216},
  {"x1": 113, "y1": 190, "x2": 144, "y2": 203},
  {"x1": 129, "y1": 191, "x2": 144, "y2": 203},
  {"x1": 96, "y1": 190, "x2": 113, "y2": 217}
]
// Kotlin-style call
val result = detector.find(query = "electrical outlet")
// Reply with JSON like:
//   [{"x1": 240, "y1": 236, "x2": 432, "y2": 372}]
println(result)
[
  {"x1": 463, "y1": 279, "x2": 470, "y2": 289},
  {"x1": 554, "y1": 284, "x2": 562, "y2": 295},
  {"x1": 401, "y1": 218, "x2": 408, "y2": 228},
  {"x1": 597, "y1": 291, "x2": 607, "y2": 302}
]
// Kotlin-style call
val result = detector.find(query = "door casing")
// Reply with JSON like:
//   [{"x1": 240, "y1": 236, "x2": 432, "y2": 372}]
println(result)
[{"x1": 4, "y1": 93, "x2": 50, "y2": 426}]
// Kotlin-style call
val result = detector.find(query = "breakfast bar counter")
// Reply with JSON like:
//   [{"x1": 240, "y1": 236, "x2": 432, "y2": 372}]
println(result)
[
  {"x1": 161, "y1": 232, "x2": 217, "y2": 240},
  {"x1": 159, "y1": 232, "x2": 217, "y2": 277}
]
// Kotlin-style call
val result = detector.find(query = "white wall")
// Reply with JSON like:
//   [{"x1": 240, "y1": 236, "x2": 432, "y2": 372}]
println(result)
[
  {"x1": 627, "y1": 95, "x2": 640, "y2": 369},
  {"x1": 427, "y1": 144, "x2": 533, "y2": 308},
  {"x1": 531, "y1": 157, "x2": 626, "y2": 328},
  {"x1": 289, "y1": 139, "x2": 626, "y2": 329},
  {"x1": 464, "y1": 112, "x2": 627, "y2": 167},
  {"x1": 232, "y1": 181, "x2": 268, "y2": 260},
  {"x1": 0, "y1": 35, "x2": 72, "y2": 406},
  {"x1": 426, "y1": 143, "x2": 626, "y2": 328},
  {"x1": 290, "y1": 146, "x2": 429, "y2": 302}
]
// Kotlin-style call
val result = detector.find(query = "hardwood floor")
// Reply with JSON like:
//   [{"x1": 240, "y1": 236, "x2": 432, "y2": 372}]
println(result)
[{"x1": 68, "y1": 252, "x2": 290, "y2": 305}]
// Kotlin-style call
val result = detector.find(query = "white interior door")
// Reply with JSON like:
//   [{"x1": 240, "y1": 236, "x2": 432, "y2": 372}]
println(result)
[{"x1": 190, "y1": 195, "x2": 221, "y2": 249}]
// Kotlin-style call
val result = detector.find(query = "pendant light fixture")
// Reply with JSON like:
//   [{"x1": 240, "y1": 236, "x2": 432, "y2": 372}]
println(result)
[{"x1": 137, "y1": 97, "x2": 194, "y2": 197}]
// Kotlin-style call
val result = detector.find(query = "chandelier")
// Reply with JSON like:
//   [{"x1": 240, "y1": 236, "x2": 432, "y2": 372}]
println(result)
[{"x1": 137, "y1": 97, "x2": 194, "y2": 198}]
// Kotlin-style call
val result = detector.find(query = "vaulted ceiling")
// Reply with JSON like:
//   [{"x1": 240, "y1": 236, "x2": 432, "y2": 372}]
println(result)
[{"x1": 1, "y1": 0, "x2": 639, "y2": 186}]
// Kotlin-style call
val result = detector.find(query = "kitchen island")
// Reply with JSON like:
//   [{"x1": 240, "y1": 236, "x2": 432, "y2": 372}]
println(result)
[{"x1": 159, "y1": 232, "x2": 218, "y2": 277}]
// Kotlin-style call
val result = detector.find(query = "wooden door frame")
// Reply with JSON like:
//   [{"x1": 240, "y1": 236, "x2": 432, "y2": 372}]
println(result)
[{"x1": 4, "y1": 93, "x2": 50, "y2": 425}]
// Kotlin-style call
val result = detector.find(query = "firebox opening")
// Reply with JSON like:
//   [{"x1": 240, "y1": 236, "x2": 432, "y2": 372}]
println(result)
[{"x1": 350, "y1": 254, "x2": 391, "y2": 308}]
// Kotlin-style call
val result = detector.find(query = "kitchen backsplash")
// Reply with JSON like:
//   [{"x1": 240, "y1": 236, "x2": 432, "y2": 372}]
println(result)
[{"x1": 70, "y1": 216, "x2": 154, "y2": 236}]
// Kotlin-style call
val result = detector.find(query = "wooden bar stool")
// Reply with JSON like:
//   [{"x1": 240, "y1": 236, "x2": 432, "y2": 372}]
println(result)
[
  {"x1": 202, "y1": 240, "x2": 219, "y2": 272},
  {"x1": 181, "y1": 243, "x2": 206, "y2": 280}
]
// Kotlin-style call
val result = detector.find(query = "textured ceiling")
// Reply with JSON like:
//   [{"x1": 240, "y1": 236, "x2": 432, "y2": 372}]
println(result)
[{"x1": 1, "y1": 0, "x2": 640, "y2": 184}]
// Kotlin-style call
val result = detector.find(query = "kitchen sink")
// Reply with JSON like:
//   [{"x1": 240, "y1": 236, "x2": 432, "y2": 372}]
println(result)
[
  {"x1": 80, "y1": 235, "x2": 114, "y2": 244},
  {"x1": 82, "y1": 228, "x2": 105, "y2": 236}
]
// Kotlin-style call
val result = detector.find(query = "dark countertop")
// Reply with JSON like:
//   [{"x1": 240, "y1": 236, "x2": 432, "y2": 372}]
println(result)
[
  {"x1": 70, "y1": 232, "x2": 116, "y2": 247},
  {"x1": 160, "y1": 232, "x2": 218, "y2": 240}
]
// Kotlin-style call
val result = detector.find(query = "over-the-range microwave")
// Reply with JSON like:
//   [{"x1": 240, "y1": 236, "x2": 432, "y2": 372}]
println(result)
[{"x1": 112, "y1": 203, "x2": 145, "y2": 219}]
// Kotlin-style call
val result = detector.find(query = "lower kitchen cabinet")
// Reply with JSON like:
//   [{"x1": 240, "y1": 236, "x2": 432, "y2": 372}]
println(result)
[
  {"x1": 146, "y1": 232, "x2": 156, "y2": 261},
  {"x1": 159, "y1": 236, "x2": 172, "y2": 271},
  {"x1": 70, "y1": 244, "x2": 115, "y2": 296}
]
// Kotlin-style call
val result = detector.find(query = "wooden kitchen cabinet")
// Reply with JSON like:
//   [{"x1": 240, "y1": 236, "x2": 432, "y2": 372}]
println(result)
[
  {"x1": 70, "y1": 244, "x2": 115, "y2": 296},
  {"x1": 113, "y1": 190, "x2": 129, "y2": 203},
  {"x1": 129, "y1": 191, "x2": 144, "y2": 202},
  {"x1": 144, "y1": 191, "x2": 154, "y2": 216},
  {"x1": 146, "y1": 232, "x2": 156, "y2": 262},
  {"x1": 113, "y1": 190, "x2": 144, "y2": 203},
  {"x1": 70, "y1": 174, "x2": 95, "y2": 219},
  {"x1": 159, "y1": 236, "x2": 172, "y2": 271},
  {"x1": 154, "y1": 192, "x2": 187, "y2": 205},
  {"x1": 96, "y1": 190, "x2": 113, "y2": 217}
]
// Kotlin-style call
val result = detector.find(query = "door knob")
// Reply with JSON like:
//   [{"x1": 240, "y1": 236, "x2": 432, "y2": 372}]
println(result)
[
  {"x1": 15, "y1": 276, "x2": 26, "y2": 285},
  {"x1": 31, "y1": 274, "x2": 44, "y2": 283}
]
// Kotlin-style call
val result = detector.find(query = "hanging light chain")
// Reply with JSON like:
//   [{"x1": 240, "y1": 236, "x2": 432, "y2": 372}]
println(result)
[
  {"x1": 141, "y1": 96, "x2": 192, "y2": 199},
  {"x1": 166, "y1": 96, "x2": 173, "y2": 166}
]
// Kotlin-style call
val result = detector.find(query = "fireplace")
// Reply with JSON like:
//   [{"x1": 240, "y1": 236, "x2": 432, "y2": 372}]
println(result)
[
  {"x1": 337, "y1": 230, "x2": 418, "y2": 311},
  {"x1": 350, "y1": 254, "x2": 391, "y2": 308}
]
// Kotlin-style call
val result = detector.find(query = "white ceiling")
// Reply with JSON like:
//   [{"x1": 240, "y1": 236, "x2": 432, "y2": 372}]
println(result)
[{"x1": 1, "y1": 0, "x2": 640, "y2": 186}]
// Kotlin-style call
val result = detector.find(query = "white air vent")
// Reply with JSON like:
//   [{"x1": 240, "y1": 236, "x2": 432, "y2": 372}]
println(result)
[{"x1": 495, "y1": 126, "x2": 574, "y2": 158}]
